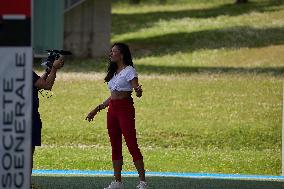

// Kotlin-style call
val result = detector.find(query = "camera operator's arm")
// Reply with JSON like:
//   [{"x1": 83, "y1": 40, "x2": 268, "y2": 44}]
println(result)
[
  {"x1": 34, "y1": 59, "x2": 63, "y2": 90},
  {"x1": 40, "y1": 68, "x2": 51, "y2": 80},
  {"x1": 85, "y1": 97, "x2": 111, "y2": 122}
]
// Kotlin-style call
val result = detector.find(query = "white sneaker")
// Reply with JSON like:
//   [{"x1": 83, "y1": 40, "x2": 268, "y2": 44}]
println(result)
[
  {"x1": 137, "y1": 181, "x2": 148, "y2": 189},
  {"x1": 104, "y1": 181, "x2": 124, "y2": 189}
]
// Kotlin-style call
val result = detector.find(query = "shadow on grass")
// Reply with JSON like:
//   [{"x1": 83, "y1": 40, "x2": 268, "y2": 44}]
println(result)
[
  {"x1": 123, "y1": 26, "x2": 284, "y2": 57},
  {"x1": 112, "y1": 1, "x2": 283, "y2": 35},
  {"x1": 33, "y1": 175, "x2": 284, "y2": 189},
  {"x1": 134, "y1": 65, "x2": 284, "y2": 76},
  {"x1": 33, "y1": 59, "x2": 284, "y2": 76}
]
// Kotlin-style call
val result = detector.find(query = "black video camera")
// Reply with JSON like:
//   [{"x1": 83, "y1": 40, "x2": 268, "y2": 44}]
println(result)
[{"x1": 41, "y1": 50, "x2": 72, "y2": 69}]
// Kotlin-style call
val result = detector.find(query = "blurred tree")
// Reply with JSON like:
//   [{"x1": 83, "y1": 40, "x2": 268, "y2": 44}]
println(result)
[
  {"x1": 235, "y1": 0, "x2": 248, "y2": 3},
  {"x1": 129, "y1": 0, "x2": 140, "y2": 4},
  {"x1": 128, "y1": 0, "x2": 167, "y2": 5}
]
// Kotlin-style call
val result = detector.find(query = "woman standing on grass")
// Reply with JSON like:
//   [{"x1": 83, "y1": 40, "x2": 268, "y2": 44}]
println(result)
[{"x1": 86, "y1": 43, "x2": 147, "y2": 189}]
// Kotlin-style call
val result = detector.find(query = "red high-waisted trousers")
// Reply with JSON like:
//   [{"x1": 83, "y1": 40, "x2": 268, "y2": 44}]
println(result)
[{"x1": 107, "y1": 98, "x2": 143, "y2": 162}]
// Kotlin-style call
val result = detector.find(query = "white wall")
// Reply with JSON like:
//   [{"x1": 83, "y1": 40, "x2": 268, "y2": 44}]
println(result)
[{"x1": 64, "y1": 0, "x2": 111, "y2": 58}]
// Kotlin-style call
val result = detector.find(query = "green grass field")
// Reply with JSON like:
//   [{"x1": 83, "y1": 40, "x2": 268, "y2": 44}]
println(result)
[
  {"x1": 32, "y1": 175, "x2": 284, "y2": 189},
  {"x1": 33, "y1": 0, "x2": 284, "y2": 180}
]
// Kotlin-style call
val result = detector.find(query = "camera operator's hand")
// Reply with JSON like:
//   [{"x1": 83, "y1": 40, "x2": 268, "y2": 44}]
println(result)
[
  {"x1": 53, "y1": 58, "x2": 64, "y2": 69},
  {"x1": 45, "y1": 67, "x2": 52, "y2": 75}
]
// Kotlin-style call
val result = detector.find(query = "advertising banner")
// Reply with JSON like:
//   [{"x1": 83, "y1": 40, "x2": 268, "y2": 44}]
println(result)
[{"x1": 0, "y1": 0, "x2": 33, "y2": 188}]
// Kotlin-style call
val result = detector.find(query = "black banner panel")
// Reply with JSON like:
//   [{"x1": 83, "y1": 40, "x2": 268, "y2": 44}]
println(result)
[
  {"x1": 0, "y1": 0, "x2": 31, "y2": 46},
  {"x1": 0, "y1": 18, "x2": 31, "y2": 46}
]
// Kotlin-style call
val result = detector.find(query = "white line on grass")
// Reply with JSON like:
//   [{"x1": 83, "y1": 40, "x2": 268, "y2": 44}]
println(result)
[{"x1": 56, "y1": 72, "x2": 191, "y2": 82}]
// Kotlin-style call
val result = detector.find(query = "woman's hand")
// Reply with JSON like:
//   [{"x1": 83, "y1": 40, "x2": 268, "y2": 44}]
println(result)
[
  {"x1": 85, "y1": 103, "x2": 108, "y2": 122},
  {"x1": 130, "y1": 78, "x2": 142, "y2": 98},
  {"x1": 135, "y1": 85, "x2": 143, "y2": 98},
  {"x1": 85, "y1": 108, "x2": 98, "y2": 122}
]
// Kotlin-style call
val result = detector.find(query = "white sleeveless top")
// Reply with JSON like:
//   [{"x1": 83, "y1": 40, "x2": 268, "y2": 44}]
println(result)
[{"x1": 108, "y1": 66, "x2": 138, "y2": 92}]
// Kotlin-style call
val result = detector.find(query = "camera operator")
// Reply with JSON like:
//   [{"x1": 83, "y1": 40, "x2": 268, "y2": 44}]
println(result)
[{"x1": 31, "y1": 57, "x2": 64, "y2": 189}]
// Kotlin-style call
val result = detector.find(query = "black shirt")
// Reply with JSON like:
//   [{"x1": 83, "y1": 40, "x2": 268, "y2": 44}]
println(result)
[{"x1": 32, "y1": 71, "x2": 41, "y2": 127}]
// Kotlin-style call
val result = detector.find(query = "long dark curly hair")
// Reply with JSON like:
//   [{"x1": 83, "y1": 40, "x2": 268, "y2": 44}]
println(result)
[{"x1": 104, "y1": 43, "x2": 134, "y2": 82}]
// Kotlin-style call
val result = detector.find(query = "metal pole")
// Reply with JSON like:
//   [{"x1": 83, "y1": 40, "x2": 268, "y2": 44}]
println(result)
[{"x1": 282, "y1": 80, "x2": 284, "y2": 175}]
